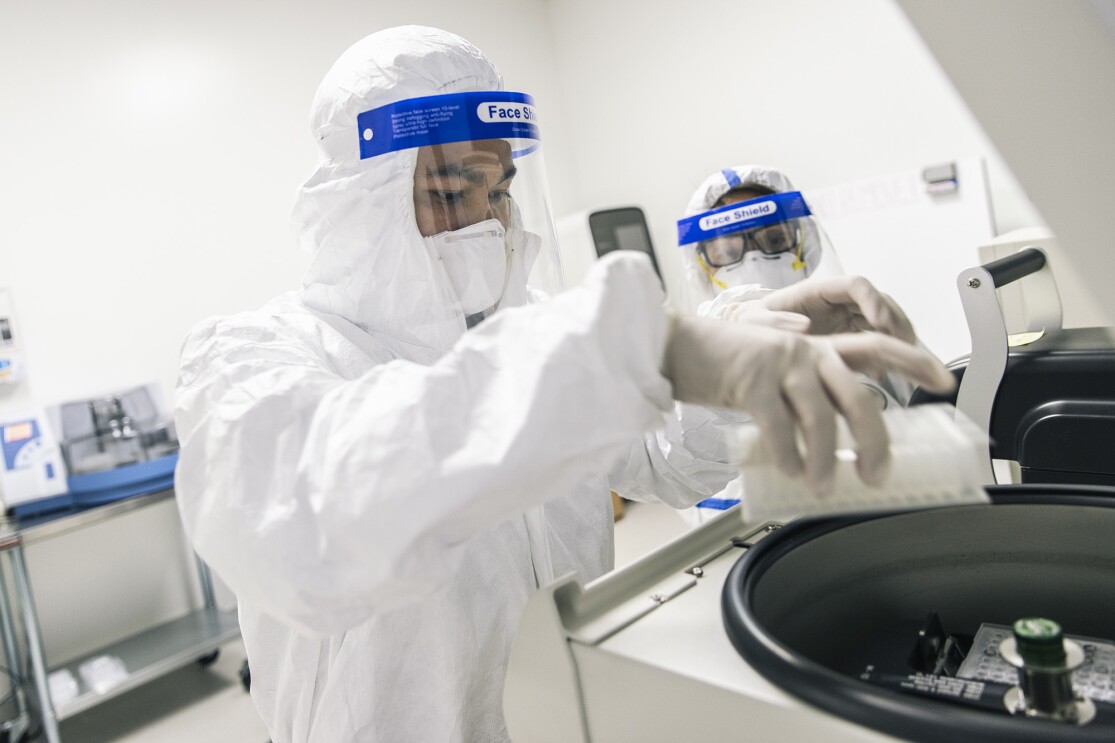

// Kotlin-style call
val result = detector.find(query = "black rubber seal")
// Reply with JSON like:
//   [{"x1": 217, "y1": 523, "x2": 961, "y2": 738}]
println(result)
[{"x1": 721, "y1": 484, "x2": 1115, "y2": 742}]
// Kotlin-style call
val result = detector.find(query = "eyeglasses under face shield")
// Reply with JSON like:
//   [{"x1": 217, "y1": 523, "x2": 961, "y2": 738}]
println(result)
[
  {"x1": 698, "y1": 219, "x2": 802, "y2": 268},
  {"x1": 677, "y1": 191, "x2": 813, "y2": 269}
]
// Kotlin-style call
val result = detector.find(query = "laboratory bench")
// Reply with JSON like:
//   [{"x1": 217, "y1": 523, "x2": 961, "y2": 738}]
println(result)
[{"x1": 0, "y1": 489, "x2": 240, "y2": 743}]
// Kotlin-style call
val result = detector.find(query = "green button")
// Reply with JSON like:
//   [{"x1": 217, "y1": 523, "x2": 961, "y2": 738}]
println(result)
[{"x1": 1013, "y1": 617, "x2": 1066, "y2": 667}]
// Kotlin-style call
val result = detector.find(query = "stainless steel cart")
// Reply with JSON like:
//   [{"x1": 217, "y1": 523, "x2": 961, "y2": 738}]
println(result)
[{"x1": 0, "y1": 490, "x2": 240, "y2": 743}]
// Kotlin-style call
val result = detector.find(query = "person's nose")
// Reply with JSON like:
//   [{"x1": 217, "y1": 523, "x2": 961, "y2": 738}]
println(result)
[{"x1": 468, "y1": 190, "x2": 496, "y2": 227}]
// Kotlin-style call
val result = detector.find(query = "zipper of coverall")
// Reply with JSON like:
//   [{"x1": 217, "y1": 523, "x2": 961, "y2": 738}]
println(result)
[{"x1": 523, "y1": 506, "x2": 555, "y2": 588}]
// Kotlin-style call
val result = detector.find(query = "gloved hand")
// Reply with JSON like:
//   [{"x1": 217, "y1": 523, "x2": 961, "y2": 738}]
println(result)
[
  {"x1": 717, "y1": 301, "x2": 812, "y2": 334},
  {"x1": 661, "y1": 313, "x2": 956, "y2": 491},
  {"x1": 748, "y1": 275, "x2": 917, "y2": 343}
]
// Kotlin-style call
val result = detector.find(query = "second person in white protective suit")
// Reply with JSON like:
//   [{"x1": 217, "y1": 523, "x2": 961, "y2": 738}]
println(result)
[
  {"x1": 173, "y1": 26, "x2": 954, "y2": 743},
  {"x1": 683, "y1": 165, "x2": 842, "y2": 308},
  {"x1": 651, "y1": 165, "x2": 919, "y2": 524}
]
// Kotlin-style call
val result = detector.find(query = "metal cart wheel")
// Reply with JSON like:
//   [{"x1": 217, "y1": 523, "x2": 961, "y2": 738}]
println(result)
[{"x1": 196, "y1": 649, "x2": 220, "y2": 667}]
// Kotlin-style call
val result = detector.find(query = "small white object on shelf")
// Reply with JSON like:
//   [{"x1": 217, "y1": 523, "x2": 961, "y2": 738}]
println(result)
[
  {"x1": 78, "y1": 655, "x2": 128, "y2": 695},
  {"x1": 47, "y1": 669, "x2": 78, "y2": 705}
]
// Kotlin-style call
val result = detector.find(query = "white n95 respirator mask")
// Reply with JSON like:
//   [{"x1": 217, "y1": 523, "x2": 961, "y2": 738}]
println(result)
[
  {"x1": 713, "y1": 250, "x2": 807, "y2": 291},
  {"x1": 428, "y1": 219, "x2": 543, "y2": 327},
  {"x1": 428, "y1": 219, "x2": 510, "y2": 322}
]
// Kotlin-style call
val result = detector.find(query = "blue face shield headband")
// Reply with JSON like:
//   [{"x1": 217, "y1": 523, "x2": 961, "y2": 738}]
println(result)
[
  {"x1": 677, "y1": 191, "x2": 812, "y2": 271},
  {"x1": 677, "y1": 191, "x2": 811, "y2": 247},
  {"x1": 356, "y1": 91, "x2": 540, "y2": 159}
]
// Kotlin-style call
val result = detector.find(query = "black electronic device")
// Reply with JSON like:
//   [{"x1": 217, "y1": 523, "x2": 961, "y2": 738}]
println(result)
[
  {"x1": 911, "y1": 248, "x2": 1115, "y2": 486},
  {"x1": 587, "y1": 207, "x2": 660, "y2": 278}
]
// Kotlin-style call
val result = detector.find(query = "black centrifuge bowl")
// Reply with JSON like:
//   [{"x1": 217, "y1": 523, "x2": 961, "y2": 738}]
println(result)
[{"x1": 722, "y1": 484, "x2": 1115, "y2": 742}]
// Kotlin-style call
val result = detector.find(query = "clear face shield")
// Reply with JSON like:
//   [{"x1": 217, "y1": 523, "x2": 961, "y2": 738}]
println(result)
[
  {"x1": 677, "y1": 191, "x2": 831, "y2": 292},
  {"x1": 358, "y1": 92, "x2": 564, "y2": 328}
]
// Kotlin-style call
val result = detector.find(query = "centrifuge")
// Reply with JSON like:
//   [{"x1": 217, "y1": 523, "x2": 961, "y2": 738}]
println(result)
[{"x1": 504, "y1": 485, "x2": 1115, "y2": 742}]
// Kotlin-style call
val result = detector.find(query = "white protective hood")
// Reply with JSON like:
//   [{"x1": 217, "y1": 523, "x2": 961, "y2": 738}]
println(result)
[{"x1": 293, "y1": 26, "x2": 504, "y2": 360}]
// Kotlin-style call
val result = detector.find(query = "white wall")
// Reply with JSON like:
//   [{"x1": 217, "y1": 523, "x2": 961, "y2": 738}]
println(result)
[
  {"x1": 897, "y1": 0, "x2": 1115, "y2": 329},
  {"x1": 0, "y1": 0, "x2": 567, "y2": 666},
  {"x1": 0, "y1": 0, "x2": 570, "y2": 411},
  {"x1": 542, "y1": 0, "x2": 1047, "y2": 310}
]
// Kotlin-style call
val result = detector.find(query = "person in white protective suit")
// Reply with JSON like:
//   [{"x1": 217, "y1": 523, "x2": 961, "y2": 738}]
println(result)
[
  {"x1": 173, "y1": 27, "x2": 955, "y2": 743},
  {"x1": 624, "y1": 165, "x2": 923, "y2": 525}
]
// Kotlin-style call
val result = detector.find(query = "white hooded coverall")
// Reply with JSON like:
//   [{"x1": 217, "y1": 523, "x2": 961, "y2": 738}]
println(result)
[{"x1": 174, "y1": 26, "x2": 725, "y2": 743}]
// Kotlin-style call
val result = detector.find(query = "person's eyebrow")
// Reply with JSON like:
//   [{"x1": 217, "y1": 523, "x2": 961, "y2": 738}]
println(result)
[{"x1": 429, "y1": 163, "x2": 517, "y2": 186}]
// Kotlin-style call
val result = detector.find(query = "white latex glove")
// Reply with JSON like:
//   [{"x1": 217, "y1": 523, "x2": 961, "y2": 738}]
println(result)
[
  {"x1": 661, "y1": 314, "x2": 955, "y2": 491},
  {"x1": 758, "y1": 275, "x2": 917, "y2": 344},
  {"x1": 718, "y1": 301, "x2": 812, "y2": 334}
]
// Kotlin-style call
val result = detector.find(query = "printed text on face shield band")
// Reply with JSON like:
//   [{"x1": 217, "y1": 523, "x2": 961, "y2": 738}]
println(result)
[
  {"x1": 676, "y1": 191, "x2": 812, "y2": 247},
  {"x1": 357, "y1": 91, "x2": 540, "y2": 159}
]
